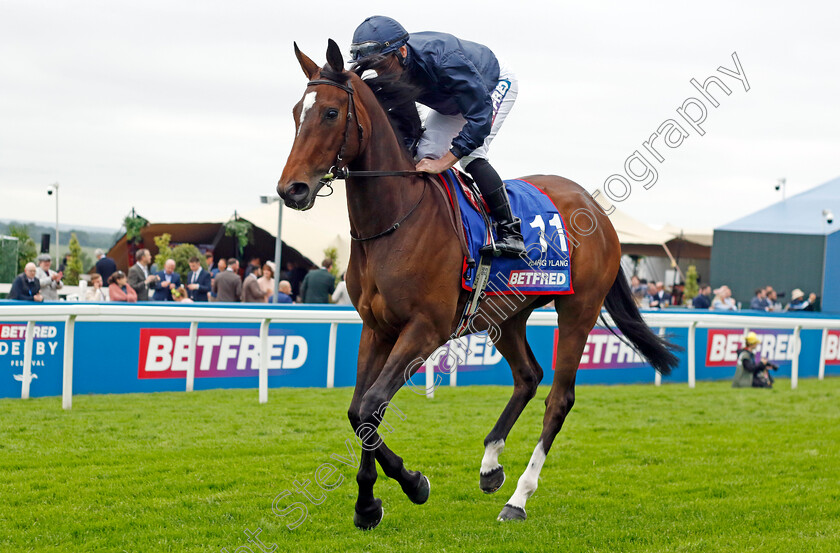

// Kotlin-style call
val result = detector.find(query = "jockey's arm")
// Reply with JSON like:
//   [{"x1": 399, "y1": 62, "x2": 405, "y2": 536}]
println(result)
[{"x1": 436, "y1": 51, "x2": 494, "y2": 159}]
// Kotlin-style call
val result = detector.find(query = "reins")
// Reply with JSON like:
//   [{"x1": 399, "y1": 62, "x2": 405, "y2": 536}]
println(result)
[{"x1": 306, "y1": 77, "x2": 429, "y2": 242}]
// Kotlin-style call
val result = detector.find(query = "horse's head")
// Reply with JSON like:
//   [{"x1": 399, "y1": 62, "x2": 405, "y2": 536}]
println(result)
[{"x1": 278, "y1": 40, "x2": 370, "y2": 210}]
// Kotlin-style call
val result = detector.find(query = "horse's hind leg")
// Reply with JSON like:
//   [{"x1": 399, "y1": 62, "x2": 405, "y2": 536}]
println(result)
[
  {"x1": 480, "y1": 310, "x2": 544, "y2": 494},
  {"x1": 498, "y1": 299, "x2": 596, "y2": 521}
]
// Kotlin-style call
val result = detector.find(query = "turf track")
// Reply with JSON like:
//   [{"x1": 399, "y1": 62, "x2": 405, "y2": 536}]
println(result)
[{"x1": 1, "y1": 379, "x2": 839, "y2": 552}]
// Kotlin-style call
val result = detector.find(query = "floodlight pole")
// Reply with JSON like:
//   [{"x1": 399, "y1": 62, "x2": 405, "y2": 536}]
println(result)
[
  {"x1": 260, "y1": 195, "x2": 284, "y2": 300},
  {"x1": 274, "y1": 200, "x2": 283, "y2": 298},
  {"x1": 48, "y1": 182, "x2": 60, "y2": 262}
]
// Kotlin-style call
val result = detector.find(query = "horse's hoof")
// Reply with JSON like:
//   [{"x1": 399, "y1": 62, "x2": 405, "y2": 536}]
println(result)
[
  {"x1": 407, "y1": 474, "x2": 431, "y2": 505},
  {"x1": 353, "y1": 499, "x2": 383, "y2": 530},
  {"x1": 497, "y1": 504, "x2": 527, "y2": 521},
  {"x1": 480, "y1": 465, "x2": 505, "y2": 494}
]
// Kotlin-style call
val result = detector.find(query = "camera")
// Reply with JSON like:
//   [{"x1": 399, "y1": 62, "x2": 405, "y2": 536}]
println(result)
[
  {"x1": 774, "y1": 184, "x2": 780, "y2": 191},
  {"x1": 47, "y1": 188, "x2": 53, "y2": 195},
  {"x1": 824, "y1": 209, "x2": 834, "y2": 225}
]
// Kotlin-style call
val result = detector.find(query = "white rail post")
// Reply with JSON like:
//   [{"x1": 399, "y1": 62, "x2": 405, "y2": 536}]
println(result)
[
  {"x1": 326, "y1": 322, "x2": 338, "y2": 388},
  {"x1": 62, "y1": 315, "x2": 76, "y2": 410},
  {"x1": 21, "y1": 320, "x2": 35, "y2": 399},
  {"x1": 791, "y1": 325, "x2": 801, "y2": 390},
  {"x1": 655, "y1": 327, "x2": 665, "y2": 386},
  {"x1": 687, "y1": 321, "x2": 697, "y2": 389},
  {"x1": 186, "y1": 321, "x2": 198, "y2": 392},
  {"x1": 259, "y1": 318, "x2": 269, "y2": 404},
  {"x1": 818, "y1": 328, "x2": 828, "y2": 381}
]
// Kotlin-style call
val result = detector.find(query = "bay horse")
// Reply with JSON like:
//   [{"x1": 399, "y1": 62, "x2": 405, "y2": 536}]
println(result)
[{"x1": 277, "y1": 40, "x2": 678, "y2": 529}]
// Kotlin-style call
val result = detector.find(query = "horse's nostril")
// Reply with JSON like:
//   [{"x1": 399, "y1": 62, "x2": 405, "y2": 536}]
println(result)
[{"x1": 289, "y1": 182, "x2": 310, "y2": 200}]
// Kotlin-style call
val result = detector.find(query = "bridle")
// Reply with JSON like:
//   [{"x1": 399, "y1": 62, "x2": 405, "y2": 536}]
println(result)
[{"x1": 305, "y1": 77, "x2": 428, "y2": 242}]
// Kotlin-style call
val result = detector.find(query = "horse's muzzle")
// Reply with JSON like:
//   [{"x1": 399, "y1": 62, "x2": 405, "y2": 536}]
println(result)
[{"x1": 277, "y1": 180, "x2": 313, "y2": 210}]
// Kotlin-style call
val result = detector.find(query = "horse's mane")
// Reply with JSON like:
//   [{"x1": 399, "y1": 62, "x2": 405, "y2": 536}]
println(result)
[{"x1": 349, "y1": 56, "x2": 424, "y2": 155}]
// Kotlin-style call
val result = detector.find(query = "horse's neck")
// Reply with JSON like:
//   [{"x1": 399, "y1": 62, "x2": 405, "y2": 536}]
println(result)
[{"x1": 344, "y1": 111, "x2": 428, "y2": 240}]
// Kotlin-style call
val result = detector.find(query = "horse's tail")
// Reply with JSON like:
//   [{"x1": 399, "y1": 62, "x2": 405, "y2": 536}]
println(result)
[{"x1": 601, "y1": 267, "x2": 680, "y2": 375}]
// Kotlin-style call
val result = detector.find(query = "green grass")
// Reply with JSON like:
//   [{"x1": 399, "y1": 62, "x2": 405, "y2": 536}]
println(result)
[{"x1": 1, "y1": 379, "x2": 839, "y2": 553}]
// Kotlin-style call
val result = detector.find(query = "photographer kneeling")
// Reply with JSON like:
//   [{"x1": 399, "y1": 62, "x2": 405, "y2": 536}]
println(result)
[{"x1": 732, "y1": 332, "x2": 778, "y2": 388}]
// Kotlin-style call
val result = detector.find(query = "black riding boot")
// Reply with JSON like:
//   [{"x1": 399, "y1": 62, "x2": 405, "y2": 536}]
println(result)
[{"x1": 466, "y1": 158, "x2": 525, "y2": 258}]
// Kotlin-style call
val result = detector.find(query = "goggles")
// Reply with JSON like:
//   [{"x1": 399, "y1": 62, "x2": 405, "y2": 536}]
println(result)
[{"x1": 349, "y1": 34, "x2": 408, "y2": 60}]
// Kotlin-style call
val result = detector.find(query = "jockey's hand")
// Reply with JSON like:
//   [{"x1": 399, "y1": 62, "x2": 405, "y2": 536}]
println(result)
[{"x1": 415, "y1": 152, "x2": 458, "y2": 174}]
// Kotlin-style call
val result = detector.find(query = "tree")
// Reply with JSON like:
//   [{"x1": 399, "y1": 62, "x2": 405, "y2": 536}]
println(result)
[
  {"x1": 323, "y1": 246, "x2": 340, "y2": 281},
  {"x1": 8, "y1": 224, "x2": 38, "y2": 274},
  {"x1": 64, "y1": 233, "x2": 84, "y2": 285},
  {"x1": 683, "y1": 265, "x2": 699, "y2": 303},
  {"x1": 153, "y1": 234, "x2": 174, "y2": 271},
  {"x1": 172, "y1": 243, "x2": 206, "y2": 283},
  {"x1": 152, "y1": 234, "x2": 206, "y2": 283}
]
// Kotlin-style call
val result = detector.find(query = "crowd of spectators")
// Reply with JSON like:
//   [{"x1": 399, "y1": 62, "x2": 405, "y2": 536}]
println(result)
[
  {"x1": 7, "y1": 249, "x2": 349, "y2": 306},
  {"x1": 628, "y1": 275, "x2": 820, "y2": 312}
]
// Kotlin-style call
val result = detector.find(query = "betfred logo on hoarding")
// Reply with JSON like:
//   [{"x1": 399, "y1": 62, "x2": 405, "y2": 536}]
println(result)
[
  {"x1": 826, "y1": 330, "x2": 840, "y2": 366},
  {"x1": 705, "y1": 329, "x2": 799, "y2": 367},
  {"x1": 138, "y1": 328, "x2": 308, "y2": 379},
  {"x1": 553, "y1": 328, "x2": 648, "y2": 370}
]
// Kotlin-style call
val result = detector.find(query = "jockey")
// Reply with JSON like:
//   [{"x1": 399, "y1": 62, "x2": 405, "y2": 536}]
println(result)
[{"x1": 350, "y1": 16, "x2": 525, "y2": 257}]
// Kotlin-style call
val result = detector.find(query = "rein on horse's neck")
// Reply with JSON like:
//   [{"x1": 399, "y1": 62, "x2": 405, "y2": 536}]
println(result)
[{"x1": 344, "y1": 76, "x2": 429, "y2": 244}]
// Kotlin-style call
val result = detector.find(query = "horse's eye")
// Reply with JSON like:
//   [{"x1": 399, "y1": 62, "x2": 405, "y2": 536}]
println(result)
[{"x1": 325, "y1": 108, "x2": 339, "y2": 120}]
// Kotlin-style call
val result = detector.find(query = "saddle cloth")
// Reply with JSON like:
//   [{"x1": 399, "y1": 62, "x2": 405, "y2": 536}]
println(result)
[{"x1": 436, "y1": 169, "x2": 573, "y2": 296}]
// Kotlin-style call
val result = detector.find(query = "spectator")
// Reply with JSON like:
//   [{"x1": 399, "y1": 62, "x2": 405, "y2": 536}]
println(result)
[
  {"x1": 712, "y1": 285, "x2": 737, "y2": 311},
  {"x1": 94, "y1": 248, "x2": 117, "y2": 284},
  {"x1": 765, "y1": 287, "x2": 783, "y2": 312},
  {"x1": 300, "y1": 258, "x2": 336, "y2": 304},
  {"x1": 210, "y1": 257, "x2": 225, "y2": 301},
  {"x1": 152, "y1": 259, "x2": 181, "y2": 301},
  {"x1": 85, "y1": 273, "x2": 109, "y2": 302},
  {"x1": 35, "y1": 253, "x2": 63, "y2": 301},
  {"x1": 186, "y1": 256, "x2": 212, "y2": 302},
  {"x1": 269, "y1": 280, "x2": 294, "y2": 304},
  {"x1": 8, "y1": 263, "x2": 43, "y2": 302},
  {"x1": 692, "y1": 284, "x2": 712, "y2": 309},
  {"x1": 648, "y1": 281, "x2": 671, "y2": 309},
  {"x1": 205, "y1": 252, "x2": 216, "y2": 273},
  {"x1": 258, "y1": 263, "x2": 275, "y2": 302},
  {"x1": 804, "y1": 293, "x2": 819, "y2": 312},
  {"x1": 788, "y1": 289, "x2": 812, "y2": 311},
  {"x1": 244, "y1": 256, "x2": 261, "y2": 277},
  {"x1": 630, "y1": 275, "x2": 645, "y2": 296},
  {"x1": 128, "y1": 249, "x2": 157, "y2": 301},
  {"x1": 331, "y1": 272, "x2": 352, "y2": 305},
  {"x1": 213, "y1": 258, "x2": 242, "y2": 302},
  {"x1": 732, "y1": 332, "x2": 776, "y2": 388},
  {"x1": 749, "y1": 288, "x2": 770, "y2": 311},
  {"x1": 108, "y1": 271, "x2": 138, "y2": 302},
  {"x1": 58, "y1": 253, "x2": 72, "y2": 274},
  {"x1": 242, "y1": 264, "x2": 265, "y2": 302}
]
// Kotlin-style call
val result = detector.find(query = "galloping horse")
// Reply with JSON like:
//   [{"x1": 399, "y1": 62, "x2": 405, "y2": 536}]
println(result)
[{"x1": 277, "y1": 40, "x2": 678, "y2": 529}]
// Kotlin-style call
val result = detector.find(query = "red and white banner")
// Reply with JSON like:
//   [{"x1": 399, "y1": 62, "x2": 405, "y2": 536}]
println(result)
[
  {"x1": 705, "y1": 329, "x2": 800, "y2": 367},
  {"x1": 138, "y1": 328, "x2": 308, "y2": 379},
  {"x1": 825, "y1": 330, "x2": 840, "y2": 366}
]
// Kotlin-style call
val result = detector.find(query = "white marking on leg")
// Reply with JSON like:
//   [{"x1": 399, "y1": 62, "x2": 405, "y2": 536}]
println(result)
[
  {"x1": 297, "y1": 91, "x2": 317, "y2": 136},
  {"x1": 506, "y1": 440, "x2": 546, "y2": 510},
  {"x1": 481, "y1": 439, "x2": 505, "y2": 475}
]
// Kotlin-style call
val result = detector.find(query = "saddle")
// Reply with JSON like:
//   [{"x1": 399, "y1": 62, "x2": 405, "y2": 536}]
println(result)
[{"x1": 432, "y1": 169, "x2": 574, "y2": 336}]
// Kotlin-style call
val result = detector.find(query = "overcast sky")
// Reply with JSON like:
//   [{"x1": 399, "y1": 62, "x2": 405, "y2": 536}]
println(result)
[{"x1": 1, "y1": 1, "x2": 838, "y2": 233}]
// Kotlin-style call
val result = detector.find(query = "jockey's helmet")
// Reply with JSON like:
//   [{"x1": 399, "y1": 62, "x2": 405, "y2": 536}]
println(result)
[{"x1": 350, "y1": 16, "x2": 409, "y2": 61}]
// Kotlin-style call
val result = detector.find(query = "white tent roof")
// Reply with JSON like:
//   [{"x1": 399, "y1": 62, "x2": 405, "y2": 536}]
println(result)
[
  {"x1": 607, "y1": 209, "x2": 675, "y2": 246},
  {"x1": 661, "y1": 223, "x2": 714, "y2": 247},
  {"x1": 240, "y1": 187, "x2": 352, "y2": 269}
]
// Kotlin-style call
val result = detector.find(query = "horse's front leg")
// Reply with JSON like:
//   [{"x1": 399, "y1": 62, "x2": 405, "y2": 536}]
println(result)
[{"x1": 351, "y1": 318, "x2": 445, "y2": 530}]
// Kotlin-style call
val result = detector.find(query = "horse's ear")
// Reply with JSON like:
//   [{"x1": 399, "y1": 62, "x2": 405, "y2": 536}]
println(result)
[
  {"x1": 294, "y1": 42, "x2": 319, "y2": 79},
  {"x1": 326, "y1": 39, "x2": 344, "y2": 73}
]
